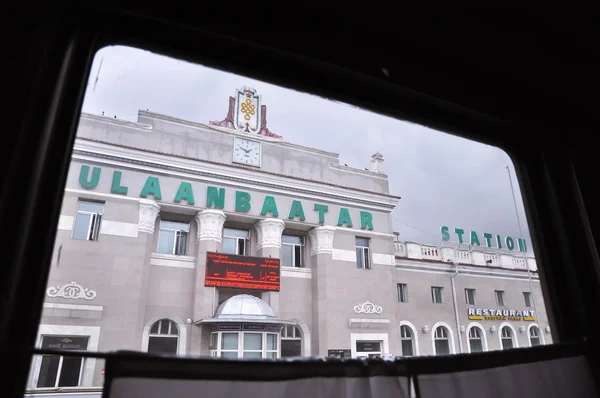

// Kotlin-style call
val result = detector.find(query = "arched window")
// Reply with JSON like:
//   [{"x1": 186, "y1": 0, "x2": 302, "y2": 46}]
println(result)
[
  {"x1": 468, "y1": 327, "x2": 484, "y2": 353},
  {"x1": 281, "y1": 325, "x2": 302, "y2": 357},
  {"x1": 501, "y1": 326, "x2": 514, "y2": 350},
  {"x1": 529, "y1": 326, "x2": 541, "y2": 346},
  {"x1": 434, "y1": 326, "x2": 450, "y2": 355},
  {"x1": 148, "y1": 319, "x2": 179, "y2": 354},
  {"x1": 400, "y1": 325, "x2": 414, "y2": 356}
]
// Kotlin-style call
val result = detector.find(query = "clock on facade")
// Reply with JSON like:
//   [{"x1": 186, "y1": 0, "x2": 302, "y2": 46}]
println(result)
[{"x1": 233, "y1": 137, "x2": 261, "y2": 167}]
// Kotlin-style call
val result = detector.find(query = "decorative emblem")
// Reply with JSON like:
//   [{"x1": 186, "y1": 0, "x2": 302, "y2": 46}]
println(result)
[
  {"x1": 353, "y1": 300, "x2": 383, "y2": 314},
  {"x1": 240, "y1": 98, "x2": 256, "y2": 121},
  {"x1": 46, "y1": 281, "x2": 97, "y2": 300},
  {"x1": 235, "y1": 87, "x2": 261, "y2": 133},
  {"x1": 209, "y1": 87, "x2": 283, "y2": 139}
]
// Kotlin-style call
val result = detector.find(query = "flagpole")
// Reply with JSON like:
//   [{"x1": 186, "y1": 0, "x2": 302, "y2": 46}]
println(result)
[{"x1": 506, "y1": 165, "x2": 538, "y2": 321}]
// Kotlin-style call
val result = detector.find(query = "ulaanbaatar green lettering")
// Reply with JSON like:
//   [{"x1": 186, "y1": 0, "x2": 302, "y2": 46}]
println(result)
[
  {"x1": 288, "y1": 200, "x2": 305, "y2": 221},
  {"x1": 111, "y1": 171, "x2": 128, "y2": 195},
  {"x1": 235, "y1": 191, "x2": 251, "y2": 213},
  {"x1": 76, "y1": 164, "x2": 378, "y2": 229},
  {"x1": 440, "y1": 225, "x2": 527, "y2": 252},
  {"x1": 79, "y1": 165, "x2": 101, "y2": 189},
  {"x1": 261, "y1": 196, "x2": 278, "y2": 217},
  {"x1": 174, "y1": 182, "x2": 195, "y2": 205},
  {"x1": 360, "y1": 211, "x2": 373, "y2": 230},
  {"x1": 140, "y1": 176, "x2": 162, "y2": 200},
  {"x1": 206, "y1": 186, "x2": 225, "y2": 209},
  {"x1": 313, "y1": 204, "x2": 328, "y2": 224},
  {"x1": 337, "y1": 208, "x2": 353, "y2": 227}
]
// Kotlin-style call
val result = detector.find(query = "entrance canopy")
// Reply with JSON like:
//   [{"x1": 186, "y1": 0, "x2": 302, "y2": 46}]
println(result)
[{"x1": 194, "y1": 294, "x2": 293, "y2": 327}]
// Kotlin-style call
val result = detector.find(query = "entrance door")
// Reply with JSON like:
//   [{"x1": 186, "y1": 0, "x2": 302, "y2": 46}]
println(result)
[{"x1": 355, "y1": 341, "x2": 382, "y2": 359}]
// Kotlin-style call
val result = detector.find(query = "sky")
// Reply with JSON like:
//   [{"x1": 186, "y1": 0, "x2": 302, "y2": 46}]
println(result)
[{"x1": 81, "y1": 45, "x2": 533, "y2": 254}]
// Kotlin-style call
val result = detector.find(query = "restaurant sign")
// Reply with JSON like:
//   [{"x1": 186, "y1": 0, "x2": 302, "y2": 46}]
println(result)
[{"x1": 468, "y1": 308, "x2": 536, "y2": 322}]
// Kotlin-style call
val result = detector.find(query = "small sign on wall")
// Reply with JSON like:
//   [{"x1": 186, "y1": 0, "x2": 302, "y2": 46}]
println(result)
[{"x1": 328, "y1": 349, "x2": 351, "y2": 359}]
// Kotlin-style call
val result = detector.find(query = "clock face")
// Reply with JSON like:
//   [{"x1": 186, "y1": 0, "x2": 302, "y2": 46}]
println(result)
[{"x1": 233, "y1": 137, "x2": 261, "y2": 166}]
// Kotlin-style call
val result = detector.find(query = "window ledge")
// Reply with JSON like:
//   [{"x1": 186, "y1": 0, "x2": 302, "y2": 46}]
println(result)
[
  {"x1": 150, "y1": 252, "x2": 196, "y2": 269},
  {"x1": 281, "y1": 266, "x2": 312, "y2": 279}
]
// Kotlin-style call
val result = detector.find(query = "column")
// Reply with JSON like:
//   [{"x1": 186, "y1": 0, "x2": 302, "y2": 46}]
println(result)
[
  {"x1": 190, "y1": 209, "x2": 226, "y2": 355},
  {"x1": 308, "y1": 225, "x2": 335, "y2": 356},
  {"x1": 133, "y1": 200, "x2": 161, "y2": 353},
  {"x1": 254, "y1": 218, "x2": 285, "y2": 314}
]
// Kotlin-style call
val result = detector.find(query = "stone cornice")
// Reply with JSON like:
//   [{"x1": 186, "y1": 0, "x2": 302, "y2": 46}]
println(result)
[{"x1": 72, "y1": 138, "x2": 400, "y2": 211}]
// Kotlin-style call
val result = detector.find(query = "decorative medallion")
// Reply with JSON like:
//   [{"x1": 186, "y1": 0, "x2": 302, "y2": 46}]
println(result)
[
  {"x1": 353, "y1": 300, "x2": 383, "y2": 314},
  {"x1": 46, "y1": 281, "x2": 97, "y2": 300}
]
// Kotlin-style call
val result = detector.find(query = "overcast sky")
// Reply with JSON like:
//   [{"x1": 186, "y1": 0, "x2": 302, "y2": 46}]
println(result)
[{"x1": 81, "y1": 45, "x2": 533, "y2": 254}]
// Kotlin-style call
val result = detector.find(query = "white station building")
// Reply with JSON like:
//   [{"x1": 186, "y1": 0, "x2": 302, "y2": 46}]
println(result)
[{"x1": 28, "y1": 87, "x2": 552, "y2": 395}]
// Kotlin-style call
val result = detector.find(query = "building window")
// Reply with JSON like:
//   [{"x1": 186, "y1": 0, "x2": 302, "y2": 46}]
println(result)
[
  {"x1": 465, "y1": 288, "x2": 476, "y2": 305},
  {"x1": 36, "y1": 336, "x2": 89, "y2": 387},
  {"x1": 501, "y1": 326, "x2": 514, "y2": 350},
  {"x1": 529, "y1": 326, "x2": 541, "y2": 346},
  {"x1": 210, "y1": 331, "x2": 279, "y2": 359},
  {"x1": 433, "y1": 326, "x2": 450, "y2": 356},
  {"x1": 72, "y1": 200, "x2": 103, "y2": 241},
  {"x1": 468, "y1": 327, "x2": 484, "y2": 353},
  {"x1": 397, "y1": 283, "x2": 408, "y2": 303},
  {"x1": 148, "y1": 319, "x2": 179, "y2": 355},
  {"x1": 282, "y1": 235, "x2": 303, "y2": 267},
  {"x1": 157, "y1": 220, "x2": 189, "y2": 255},
  {"x1": 431, "y1": 286, "x2": 444, "y2": 304},
  {"x1": 400, "y1": 325, "x2": 414, "y2": 356},
  {"x1": 524, "y1": 292, "x2": 532, "y2": 307},
  {"x1": 495, "y1": 290, "x2": 505, "y2": 306},
  {"x1": 355, "y1": 237, "x2": 370, "y2": 269},
  {"x1": 223, "y1": 228, "x2": 248, "y2": 255},
  {"x1": 281, "y1": 325, "x2": 302, "y2": 357}
]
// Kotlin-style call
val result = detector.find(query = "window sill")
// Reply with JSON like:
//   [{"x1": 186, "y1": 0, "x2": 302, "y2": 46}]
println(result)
[
  {"x1": 281, "y1": 266, "x2": 311, "y2": 279},
  {"x1": 150, "y1": 252, "x2": 196, "y2": 269}
]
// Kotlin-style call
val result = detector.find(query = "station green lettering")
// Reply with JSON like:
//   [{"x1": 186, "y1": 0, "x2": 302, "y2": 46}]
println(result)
[
  {"x1": 174, "y1": 182, "x2": 195, "y2": 205},
  {"x1": 360, "y1": 211, "x2": 373, "y2": 230},
  {"x1": 337, "y1": 208, "x2": 353, "y2": 227},
  {"x1": 206, "y1": 186, "x2": 225, "y2": 209},
  {"x1": 496, "y1": 235, "x2": 503, "y2": 249},
  {"x1": 288, "y1": 200, "x2": 306, "y2": 221},
  {"x1": 454, "y1": 228, "x2": 465, "y2": 244},
  {"x1": 313, "y1": 204, "x2": 328, "y2": 224},
  {"x1": 483, "y1": 233, "x2": 493, "y2": 247},
  {"x1": 235, "y1": 191, "x2": 251, "y2": 213},
  {"x1": 261, "y1": 196, "x2": 279, "y2": 217},
  {"x1": 441, "y1": 226, "x2": 450, "y2": 241},
  {"x1": 470, "y1": 231, "x2": 480, "y2": 246},
  {"x1": 110, "y1": 171, "x2": 128, "y2": 195},
  {"x1": 506, "y1": 236, "x2": 515, "y2": 250},
  {"x1": 140, "y1": 176, "x2": 162, "y2": 200},
  {"x1": 518, "y1": 238, "x2": 527, "y2": 252},
  {"x1": 79, "y1": 165, "x2": 100, "y2": 189}
]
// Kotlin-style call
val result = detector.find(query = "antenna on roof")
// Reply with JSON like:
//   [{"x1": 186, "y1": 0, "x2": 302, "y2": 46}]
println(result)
[{"x1": 93, "y1": 57, "x2": 103, "y2": 93}]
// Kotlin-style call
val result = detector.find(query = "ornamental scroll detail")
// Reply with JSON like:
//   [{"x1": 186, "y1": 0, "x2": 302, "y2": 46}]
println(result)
[
  {"x1": 46, "y1": 281, "x2": 97, "y2": 300},
  {"x1": 353, "y1": 300, "x2": 383, "y2": 314}
]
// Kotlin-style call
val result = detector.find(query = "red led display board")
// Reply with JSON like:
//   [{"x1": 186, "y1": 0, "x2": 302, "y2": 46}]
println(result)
[{"x1": 205, "y1": 252, "x2": 280, "y2": 291}]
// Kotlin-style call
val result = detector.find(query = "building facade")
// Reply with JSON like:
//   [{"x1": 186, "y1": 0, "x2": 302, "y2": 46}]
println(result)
[{"x1": 29, "y1": 87, "x2": 552, "y2": 392}]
